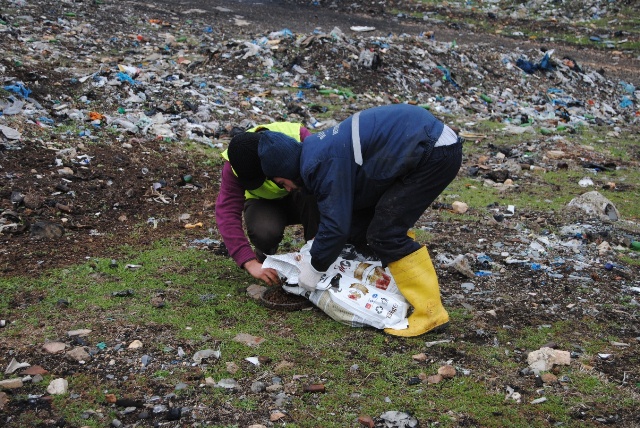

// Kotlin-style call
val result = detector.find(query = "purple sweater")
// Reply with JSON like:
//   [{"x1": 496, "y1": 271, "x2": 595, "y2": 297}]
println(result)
[{"x1": 215, "y1": 127, "x2": 312, "y2": 267}]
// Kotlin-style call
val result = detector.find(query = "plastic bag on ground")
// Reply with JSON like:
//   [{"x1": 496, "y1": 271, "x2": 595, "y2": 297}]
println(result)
[{"x1": 263, "y1": 241, "x2": 409, "y2": 330}]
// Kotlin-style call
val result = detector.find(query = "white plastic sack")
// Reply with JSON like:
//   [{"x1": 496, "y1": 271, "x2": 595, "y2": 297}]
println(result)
[{"x1": 263, "y1": 241, "x2": 409, "y2": 330}]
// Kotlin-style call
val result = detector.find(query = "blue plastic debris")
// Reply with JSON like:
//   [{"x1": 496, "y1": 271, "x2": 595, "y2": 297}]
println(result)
[
  {"x1": 436, "y1": 66, "x2": 460, "y2": 89},
  {"x1": 516, "y1": 51, "x2": 555, "y2": 74},
  {"x1": 38, "y1": 117, "x2": 54, "y2": 125},
  {"x1": 475, "y1": 271, "x2": 492, "y2": 277},
  {"x1": 4, "y1": 82, "x2": 31, "y2": 99},
  {"x1": 116, "y1": 72, "x2": 138, "y2": 85},
  {"x1": 619, "y1": 96, "x2": 633, "y2": 108}
]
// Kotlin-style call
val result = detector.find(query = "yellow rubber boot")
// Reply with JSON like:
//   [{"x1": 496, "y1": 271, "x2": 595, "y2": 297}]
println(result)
[{"x1": 384, "y1": 246, "x2": 449, "y2": 337}]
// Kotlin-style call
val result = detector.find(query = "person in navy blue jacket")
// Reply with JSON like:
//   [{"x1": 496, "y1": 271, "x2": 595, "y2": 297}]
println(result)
[{"x1": 256, "y1": 104, "x2": 463, "y2": 337}]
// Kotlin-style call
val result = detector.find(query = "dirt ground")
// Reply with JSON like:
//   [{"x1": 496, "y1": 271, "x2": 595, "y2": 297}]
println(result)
[{"x1": 1, "y1": 0, "x2": 639, "y2": 426}]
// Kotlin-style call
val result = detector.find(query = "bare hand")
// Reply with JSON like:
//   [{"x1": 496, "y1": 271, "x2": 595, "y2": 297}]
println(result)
[{"x1": 244, "y1": 259, "x2": 281, "y2": 286}]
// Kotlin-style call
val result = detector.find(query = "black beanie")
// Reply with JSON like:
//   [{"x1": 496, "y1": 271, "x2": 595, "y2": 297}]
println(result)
[
  {"x1": 258, "y1": 131, "x2": 302, "y2": 181},
  {"x1": 227, "y1": 132, "x2": 265, "y2": 190}
]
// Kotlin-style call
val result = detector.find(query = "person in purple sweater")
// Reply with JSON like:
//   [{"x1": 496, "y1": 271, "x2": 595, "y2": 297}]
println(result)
[{"x1": 215, "y1": 123, "x2": 319, "y2": 286}]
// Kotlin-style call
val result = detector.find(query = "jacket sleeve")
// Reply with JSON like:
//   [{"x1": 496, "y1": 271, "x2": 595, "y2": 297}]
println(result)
[
  {"x1": 215, "y1": 162, "x2": 257, "y2": 267},
  {"x1": 306, "y1": 157, "x2": 354, "y2": 272}
]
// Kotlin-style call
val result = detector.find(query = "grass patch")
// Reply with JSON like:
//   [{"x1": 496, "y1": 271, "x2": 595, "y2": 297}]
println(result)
[{"x1": 2, "y1": 239, "x2": 639, "y2": 426}]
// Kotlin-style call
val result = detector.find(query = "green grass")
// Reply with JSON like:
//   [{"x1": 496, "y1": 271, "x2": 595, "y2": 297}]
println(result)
[{"x1": 2, "y1": 238, "x2": 639, "y2": 426}]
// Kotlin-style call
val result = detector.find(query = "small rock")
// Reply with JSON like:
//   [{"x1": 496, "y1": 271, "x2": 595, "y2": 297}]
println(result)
[
  {"x1": 546, "y1": 150, "x2": 566, "y2": 159},
  {"x1": 270, "y1": 411, "x2": 286, "y2": 422},
  {"x1": 0, "y1": 378, "x2": 23, "y2": 390},
  {"x1": 105, "y1": 394, "x2": 117, "y2": 403},
  {"x1": 47, "y1": 378, "x2": 68, "y2": 395},
  {"x1": 438, "y1": 365, "x2": 457, "y2": 379},
  {"x1": 23, "y1": 194, "x2": 43, "y2": 209},
  {"x1": 380, "y1": 411, "x2": 418, "y2": 427},
  {"x1": 358, "y1": 414, "x2": 375, "y2": 428},
  {"x1": 58, "y1": 167, "x2": 75, "y2": 176},
  {"x1": 128, "y1": 340, "x2": 143, "y2": 349},
  {"x1": 0, "y1": 392, "x2": 8, "y2": 410},
  {"x1": 527, "y1": 347, "x2": 571, "y2": 371},
  {"x1": 66, "y1": 347, "x2": 90, "y2": 362},
  {"x1": 247, "y1": 425, "x2": 267, "y2": 428},
  {"x1": 452, "y1": 201, "x2": 469, "y2": 214},
  {"x1": 233, "y1": 333, "x2": 265, "y2": 347},
  {"x1": 67, "y1": 329, "x2": 91, "y2": 337},
  {"x1": 250, "y1": 381, "x2": 266, "y2": 393},
  {"x1": 30, "y1": 221, "x2": 64, "y2": 239},
  {"x1": 412, "y1": 353, "x2": 428, "y2": 362},
  {"x1": 541, "y1": 373, "x2": 558, "y2": 384},
  {"x1": 166, "y1": 408, "x2": 182, "y2": 421},
  {"x1": 266, "y1": 384, "x2": 283, "y2": 392},
  {"x1": 247, "y1": 283, "x2": 267, "y2": 299},
  {"x1": 427, "y1": 374, "x2": 443, "y2": 384},
  {"x1": 216, "y1": 378, "x2": 238, "y2": 389}
]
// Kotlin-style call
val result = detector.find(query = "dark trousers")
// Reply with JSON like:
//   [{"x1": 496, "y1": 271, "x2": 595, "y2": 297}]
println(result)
[
  {"x1": 362, "y1": 141, "x2": 463, "y2": 266},
  {"x1": 244, "y1": 191, "x2": 319, "y2": 262}
]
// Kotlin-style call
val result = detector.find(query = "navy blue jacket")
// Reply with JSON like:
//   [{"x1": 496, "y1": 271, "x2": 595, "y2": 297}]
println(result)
[{"x1": 300, "y1": 104, "x2": 444, "y2": 271}]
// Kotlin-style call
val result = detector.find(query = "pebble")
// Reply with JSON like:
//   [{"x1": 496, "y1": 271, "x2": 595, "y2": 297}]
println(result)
[
  {"x1": 0, "y1": 378, "x2": 23, "y2": 389},
  {"x1": 42, "y1": 342, "x2": 67, "y2": 354},
  {"x1": 250, "y1": 381, "x2": 266, "y2": 393},
  {"x1": 438, "y1": 365, "x2": 457, "y2": 379},
  {"x1": 427, "y1": 374, "x2": 443, "y2": 384},
  {"x1": 46, "y1": 378, "x2": 68, "y2": 395},
  {"x1": 216, "y1": 378, "x2": 238, "y2": 389},
  {"x1": 541, "y1": 373, "x2": 558, "y2": 384},
  {"x1": 167, "y1": 408, "x2": 182, "y2": 421},
  {"x1": 67, "y1": 329, "x2": 91, "y2": 337},
  {"x1": 270, "y1": 411, "x2": 286, "y2": 421},
  {"x1": 266, "y1": 384, "x2": 283, "y2": 392},
  {"x1": 128, "y1": 340, "x2": 143, "y2": 349},
  {"x1": 66, "y1": 347, "x2": 90, "y2": 362},
  {"x1": 246, "y1": 283, "x2": 267, "y2": 299},
  {"x1": 358, "y1": 415, "x2": 375, "y2": 427}
]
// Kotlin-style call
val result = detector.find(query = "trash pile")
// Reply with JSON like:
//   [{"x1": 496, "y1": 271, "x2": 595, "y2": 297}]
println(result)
[{"x1": 0, "y1": 0, "x2": 638, "y2": 153}]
